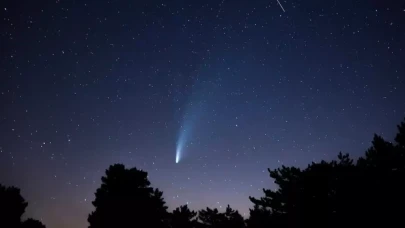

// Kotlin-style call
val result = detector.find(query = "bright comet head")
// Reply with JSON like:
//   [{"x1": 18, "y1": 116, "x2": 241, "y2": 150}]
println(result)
[
  {"x1": 175, "y1": 150, "x2": 180, "y2": 163},
  {"x1": 175, "y1": 131, "x2": 186, "y2": 164}
]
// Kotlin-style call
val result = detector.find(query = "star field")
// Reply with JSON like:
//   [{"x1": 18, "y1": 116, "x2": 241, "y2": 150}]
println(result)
[{"x1": 1, "y1": 0, "x2": 404, "y2": 228}]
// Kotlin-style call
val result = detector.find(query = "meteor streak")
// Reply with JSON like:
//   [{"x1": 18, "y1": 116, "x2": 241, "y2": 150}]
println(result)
[{"x1": 276, "y1": 0, "x2": 286, "y2": 13}]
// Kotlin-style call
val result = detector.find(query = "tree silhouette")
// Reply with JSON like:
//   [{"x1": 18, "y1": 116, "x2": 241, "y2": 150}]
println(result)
[
  {"x1": 88, "y1": 164, "x2": 169, "y2": 228},
  {"x1": 21, "y1": 219, "x2": 46, "y2": 228},
  {"x1": 395, "y1": 118, "x2": 405, "y2": 147},
  {"x1": 248, "y1": 117, "x2": 405, "y2": 228},
  {"x1": 0, "y1": 184, "x2": 28, "y2": 228},
  {"x1": 245, "y1": 205, "x2": 277, "y2": 228},
  {"x1": 198, "y1": 205, "x2": 245, "y2": 228},
  {"x1": 249, "y1": 153, "x2": 365, "y2": 227},
  {"x1": 0, "y1": 184, "x2": 46, "y2": 228},
  {"x1": 223, "y1": 205, "x2": 245, "y2": 228},
  {"x1": 355, "y1": 118, "x2": 405, "y2": 227},
  {"x1": 169, "y1": 204, "x2": 197, "y2": 228},
  {"x1": 198, "y1": 207, "x2": 224, "y2": 228}
]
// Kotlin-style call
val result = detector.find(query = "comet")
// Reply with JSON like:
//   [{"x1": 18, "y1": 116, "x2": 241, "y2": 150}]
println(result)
[
  {"x1": 175, "y1": 125, "x2": 189, "y2": 164},
  {"x1": 175, "y1": 103, "x2": 202, "y2": 164},
  {"x1": 175, "y1": 75, "x2": 210, "y2": 164},
  {"x1": 175, "y1": 151, "x2": 180, "y2": 163},
  {"x1": 175, "y1": 136, "x2": 185, "y2": 163}
]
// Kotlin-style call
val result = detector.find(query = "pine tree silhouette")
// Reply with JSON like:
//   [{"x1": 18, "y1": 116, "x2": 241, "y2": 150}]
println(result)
[
  {"x1": 88, "y1": 164, "x2": 169, "y2": 228},
  {"x1": 198, "y1": 207, "x2": 225, "y2": 228},
  {"x1": 0, "y1": 184, "x2": 46, "y2": 228},
  {"x1": 198, "y1": 205, "x2": 245, "y2": 228},
  {"x1": 170, "y1": 204, "x2": 197, "y2": 228},
  {"x1": 0, "y1": 184, "x2": 27, "y2": 228},
  {"x1": 248, "y1": 118, "x2": 405, "y2": 228},
  {"x1": 22, "y1": 218, "x2": 46, "y2": 228},
  {"x1": 223, "y1": 205, "x2": 245, "y2": 228}
]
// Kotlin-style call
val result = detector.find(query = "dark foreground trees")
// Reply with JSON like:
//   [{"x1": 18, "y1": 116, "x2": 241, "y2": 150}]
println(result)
[
  {"x1": 248, "y1": 118, "x2": 405, "y2": 228},
  {"x1": 83, "y1": 117, "x2": 405, "y2": 228},
  {"x1": 87, "y1": 163, "x2": 245, "y2": 228},
  {"x1": 248, "y1": 153, "x2": 358, "y2": 228},
  {"x1": 21, "y1": 219, "x2": 46, "y2": 228},
  {"x1": 88, "y1": 164, "x2": 169, "y2": 228},
  {"x1": 198, "y1": 205, "x2": 245, "y2": 228},
  {"x1": 0, "y1": 184, "x2": 46, "y2": 228},
  {"x1": 3, "y1": 123, "x2": 404, "y2": 227},
  {"x1": 169, "y1": 205, "x2": 198, "y2": 228}
]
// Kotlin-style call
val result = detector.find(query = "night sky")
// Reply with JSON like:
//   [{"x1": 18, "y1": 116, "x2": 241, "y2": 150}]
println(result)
[{"x1": 1, "y1": 0, "x2": 405, "y2": 227}]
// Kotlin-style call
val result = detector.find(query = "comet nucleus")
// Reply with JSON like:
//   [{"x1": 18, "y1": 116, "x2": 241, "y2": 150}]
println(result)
[{"x1": 175, "y1": 128, "x2": 187, "y2": 163}]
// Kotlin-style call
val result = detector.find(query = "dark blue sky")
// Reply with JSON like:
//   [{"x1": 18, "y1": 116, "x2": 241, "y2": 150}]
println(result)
[{"x1": 1, "y1": 0, "x2": 404, "y2": 227}]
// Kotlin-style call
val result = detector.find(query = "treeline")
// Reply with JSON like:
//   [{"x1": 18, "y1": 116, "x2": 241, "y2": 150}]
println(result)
[
  {"x1": 0, "y1": 185, "x2": 46, "y2": 228},
  {"x1": 2, "y1": 118, "x2": 405, "y2": 228}
]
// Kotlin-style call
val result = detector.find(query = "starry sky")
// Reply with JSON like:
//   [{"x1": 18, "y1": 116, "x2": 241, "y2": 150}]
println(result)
[{"x1": 1, "y1": 0, "x2": 405, "y2": 227}]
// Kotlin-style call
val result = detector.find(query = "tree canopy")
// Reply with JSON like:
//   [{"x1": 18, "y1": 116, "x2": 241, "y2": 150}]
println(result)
[
  {"x1": 0, "y1": 184, "x2": 46, "y2": 228},
  {"x1": 198, "y1": 205, "x2": 245, "y2": 228},
  {"x1": 4, "y1": 118, "x2": 405, "y2": 228},
  {"x1": 88, "y1": 164, "x2": 169, "y2": 228},
  {"x1": 169, "y1": 204, "x2": 198, "y2": 228},
  {"x1": 248, "y1": 117, "x2": 405, "y2": 228},
  {"x1": 22, "y1": 219, "x2": 47, "y2": 228}
]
